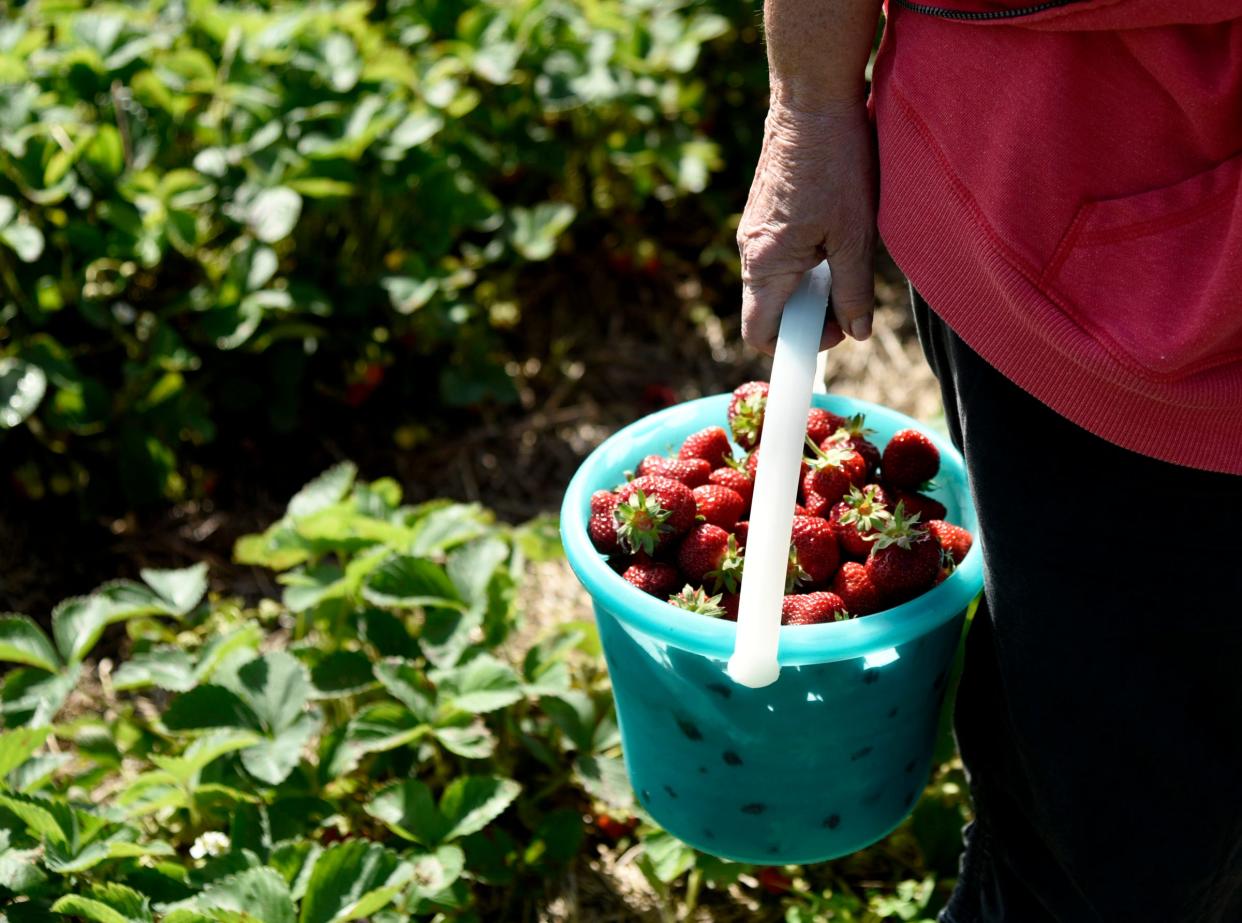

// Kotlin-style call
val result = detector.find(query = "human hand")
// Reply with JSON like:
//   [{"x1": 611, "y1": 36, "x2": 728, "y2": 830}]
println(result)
[{"x1": 737, "y1": 97, "x2": 878, "y2": 354}]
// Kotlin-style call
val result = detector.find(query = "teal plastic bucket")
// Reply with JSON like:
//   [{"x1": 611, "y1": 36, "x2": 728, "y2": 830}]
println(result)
[{"x1": 561, "y1": 393, "x2": 983, "y2": 865}]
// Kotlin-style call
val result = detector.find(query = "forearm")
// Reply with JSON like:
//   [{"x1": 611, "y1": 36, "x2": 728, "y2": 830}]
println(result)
[{"x1": 764, "y1": 0, "x2": 883, "y2": 111}]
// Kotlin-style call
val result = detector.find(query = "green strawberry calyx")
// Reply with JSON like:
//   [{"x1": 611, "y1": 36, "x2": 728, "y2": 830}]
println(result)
[
  {"x1": 867, "y1": 501, "x2": 928, "y2": 551},
  {"x1": 838, "y1": 485, "x2": 891, "y2": 533},
  {"x1": 613, "y1": 489, "x2": 672, "y2": 555},
  {"x1": 705, "y1": 534, "x2": 745, "y2": 594},
  {"x1": 668, "y1": 585, "x2": 727, "y2": 618},
  {"x1": 785, "y1": 544, "x2": 810, "y2": 592},
  {"x1": 731, "y1": 392, "x2": 766, "y2": 443},
  {"x1": 804, "y1": 436, "x2": 854, "y2": 474}
]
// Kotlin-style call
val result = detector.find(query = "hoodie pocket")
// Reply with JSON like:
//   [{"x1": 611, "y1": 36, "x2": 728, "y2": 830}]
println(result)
[{"x1": 1043, "y1": 152, "x2": 1242, "y2": 382}]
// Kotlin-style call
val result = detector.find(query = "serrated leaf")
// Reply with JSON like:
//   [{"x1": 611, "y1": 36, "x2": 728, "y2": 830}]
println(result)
[
  {"x1": 150, "y1": 729, "x2": 261, "y2": 786},
  {"x1": 1, "y1": 664, "x2": 78, "y2": 727},
  {"x1": 51, "y1": 888, "x2": 152, "y2": 923},
  {"x1": 574, "y1": 755, "x2": 634, "y2": 812},
  {"x1": 247, "y1": 187, "x2": 302, "y2": 243},
  {"x1": 139, "y1": 562, "x2": 209, "y2": 615},
  {"x1": 287, "y1": 462, "x2": 356, "y2": 520},
  {"x1": 227, "y1": 651, "x2": 311, "y2": 734},
  {"x1": 362, "y1": 555, "x2": 461, "y2": 609},
  {"x1": 0, "y1": 359, "x2": 47, "y2": 429},
  {"x1": 439, "y1": 775, "x2": 521, "y2": 841},
  {"x1": 298, "y1": 840, "x2": 406, "y2": 923},
  {"x1": 327, "y1": 702, "x2": 427, "y2": 777},
  {"x1": 431, "y1": 654, "x2": 523, "y2": 714},
  {"x1": 307, "y1": 649, "x2": 375, "y2": 698},
  {"x1": 163, "y1": 684, "x2": 257, "y2": 731},
  {"x1": 372, "y1": 660, "x2": 434, "y2": 719},
  {"x1": 407, "y1": 844, "x2": 465, "y2": 900},
  {"x1": 407, "y1": 503, "x2": 491, "y2": 555},
  {"x1": 0, "y1": 789, "x2": 73, "y2": 845},
  {"x1": 9, "y1": 751, "x2": 72, "y2": 792},
  {"x1": 0, "y1": 828, "x2": 46, "y2": 893},
  {"x1": 446, "y1": 537, "x2": 509, "y2": 612},
  {"x1": 364, "y1": 779, "x2": 444, "y2": 844},
  {"x1": 112, "y1": 648, "x2": 196, "y2": 692},
  {"x1": 433, "y1": 722, "x2": 495, "y2": 759},
  {"x1": 0, "y1": 725, "x2": 50, "y2": 777},
  {"x1": 240, "y1": 711, "x2": 317, "y2": 786},
  {"x1": 193, "y1": 867, "x2": 295, "y2": 923},
  {"x1": 52, "y1": 582, "x2": 171, "y2": 664},
  {"x1": 0, "y1": 615, "x2": 58, "y2": 672}
]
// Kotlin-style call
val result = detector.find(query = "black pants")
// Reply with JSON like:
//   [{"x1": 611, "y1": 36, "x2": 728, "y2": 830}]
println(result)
[{"x1": 912, "y1": 290, "x2": 1242, "y2": 923}]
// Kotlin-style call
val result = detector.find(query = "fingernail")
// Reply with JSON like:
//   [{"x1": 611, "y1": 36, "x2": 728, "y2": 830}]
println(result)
[{"x1": 850, "y1": 317, "x2": 872, "y2": 341}]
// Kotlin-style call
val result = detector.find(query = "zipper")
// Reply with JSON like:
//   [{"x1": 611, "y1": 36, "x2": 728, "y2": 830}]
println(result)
[{"x1": 892, "y1": 0, "x2": 1082, "y2": 20}]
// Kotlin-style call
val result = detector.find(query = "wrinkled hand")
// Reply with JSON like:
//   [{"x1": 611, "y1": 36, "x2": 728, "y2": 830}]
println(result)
[{"x1": 738, "y1": 98, "x2": 878, "y2": 354}]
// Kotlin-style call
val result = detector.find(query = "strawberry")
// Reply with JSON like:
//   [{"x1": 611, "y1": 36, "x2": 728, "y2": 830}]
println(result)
[
  {"x1": 679, "y1": 426, "x2": 733, "y2": 469},
  {"x1": 865, "y1": 503, "x2": 941, "y2": 604},
  {"x1": 830, "y1": 484, "x2": 892, "y2": 559},
  {"x1": 588, "y1": 490, "x2": 622, "y2": 554},
  {"x1": 720, "y1": 592, "x2": 740, "y2": 621},
  {"x1": 692, "y1": 484, "x2": 745, "y2": 531},
  {"x1": 668, "y1": 585, "x2": 727, "y2": 618},
  {"x1": 781, "y1": 591, "x2": 849, "y2": 626},
  {"x1": 806, "y1": 408, "x2": 848, "y2": 448},
  {"x1": 614, "y1": 476, "x2": 696, "y2": 554},
  {"x1": 830, "y1": 562, "x2": 884, "y2": 616},
  {"x1": 756, "y1": 867, "x2": 793, "y2": 894},
  {"x1": 886, "y1": 486, "x2": 947, "y2": 523},
  {"x1": 881, "y1": 428, "x2": 940, "y2": 489},
  {"x1": 927, "y1": 519, "x2": 973, "y2": 564},
  {"x1": 802, "y1": 489, "x2": 834, "y2": 518},
  {"x1": 789, "y1": 515, "x2": 840, "y2": 586},
  {"x1": 596, "y1": 813, "x2": 639, "y2": 840},
  {"x1": 728, "y1": 381, "x2": 768, "y2": 450},
  {"x1": 802, "y1": 439, "x2": 859, "y2": 506},
  {"x1": 636, "y1": 454, "x2": 711, "y2": 487},
  {"x1": 621, "y1": 557, "x2": 680, "y2": 597},
  {"x1": 733, "y1": 520, "x2": 749, "y2": 548},
  {"x1": 834, "y1": 414, "x2": 881, "y2": 479},
  {"x1": 677, "y1": 524, "x2": 745, "y2": 592},
  {"x1": 708, "y1": 464, "x2": 754, "y2": 512}
]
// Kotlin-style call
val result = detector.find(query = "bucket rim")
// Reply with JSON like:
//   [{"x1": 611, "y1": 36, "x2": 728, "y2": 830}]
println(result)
[{"x1": 560, "y1": 393, "x2": 983, "y2": 666}]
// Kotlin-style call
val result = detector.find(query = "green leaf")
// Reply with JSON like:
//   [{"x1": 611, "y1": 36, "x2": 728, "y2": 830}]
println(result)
[
  {"x1": 0, "y1": 359, "x2": 47, "y2": 429},
  {"x1": 359, "y1": 608, "x2": 416, "y2": 659},
  {"x1": 0, "y1": 828, "x2": 46, "y2": 894},
  {"x1": 298, "y1": 840, "x2": 408, "y2": 923},
  {"x1": 438, "y1": 775, "x2": 522, "y2": 841},
  {"x1": 433, "y1": 722, "x2": 496, "y2": 760},
  {"x1": 431, "y1": 654, "x2": 523, "y2": 714},
  {"x1": 193, "y1": 867, "x2": 296, "y2": 923},
  {"x1": 361, "y1": 555, "x2": 462, "y2": 609},
  {"x1": 307, "y1": 649, "x2": 375, "y2": 698},
  {"x1": 112, "y1": 648, "x2": 196, "y2": 692},
  {"x1": 446, "y1": 537, "x2": 509, "y2": 612},
  {"x1": 139, "y1": 562, "x2": 209, "y2": 615},
  {"x1": 1, "y1": 664, "x2": 78, "y2": 727},
  {"x1": 287, "y1": 462, "x2": 357, "y2": 520},
  {"x1": 407, "y1": 844, "x2": 465, "y2": 900},
  {"x1": 0, "y1": 615, "x2": 58, "y2": 672},
  {"x1": 150, "y1": 729, "x2": 261, "y2": 787},
  {"x1": 240, "y1": 713, "x2": 317, "y2": 786},
  {"x1": 247, "y1": 187, "x2": 302, "y2": 244},
  {"x1": 0, "y1": 725, "x2": 49, "y2": 777},
  {"x1": 162, "y1": 685, "x2": 256, "y2": 731},
  {"x1": 220, "y1": 652, "x2": 320, "y2": 785},
  {"x1": 372, "y1": 660, "x2": 434, "y2": 719},
  {"x1": 407, "y1": 503, "x2": 491, "y2": 555},
  {"x1": 364, "y1": 778, "x2": 444, "y2": 844},
  {"x1": 52, "y1": 882, "x2": 153, "y2": 923},
  {"x1": 327, "y1": 702, "x2": 427, "y2": 777},
  {"x1": 508, "y1": 202, "x2": 576, "y2": 260},
  {"x1": 0, "y1": 789, "x2": 74, "y2": 845},
  {"x1": 639, "y1": 830, "x2": 697, "y2": 884},
  {"x1": 574, "y1": 755, "x2": 634, "y2": 812},
  {"x1": 52, "y1": 582, "x2": 172, "y2": 664}
]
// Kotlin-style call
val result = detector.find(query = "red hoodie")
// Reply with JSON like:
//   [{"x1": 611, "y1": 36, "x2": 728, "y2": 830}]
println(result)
[{"x1": 872, "y1": 0, "x2": 1242, "y2": 473}]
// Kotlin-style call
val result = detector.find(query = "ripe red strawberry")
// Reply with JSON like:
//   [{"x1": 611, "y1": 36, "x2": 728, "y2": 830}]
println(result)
[
  {"x1": 614, "y1": 476, "x2": 696, "y2": 554},
  {"x1": 802, "y1": 489, "x2": 834, "y2": 518},
  {"x1": 621, "y1": 557, "x2": 680, "y2": 597},
  {"x1": 679, "y1": 426, "x2": 733, "y2": 469},
  {"x1": 733, "y1": 520, "x2": 748, "y2": 548},
  {"x1": 588, "y1": 490, "x2": 622, "y2": 554},
  {"x1": 720, "y1": 592, "x2": 740, "y2": 621},
  {"x1": 781, "y1": 591, "x2": 849, "y2": 625},
  {"x1": 708, "y1": 464, "x2": 754, "y2": 512},
  {"x1": 596, "y1": 813, "x2": 639, "y2": 840},
  {"x1": 789, "y1": 515, "x2": 840, "y2": 586},
  {"x1": 667, "y1": 585, "x2": 727, "y2": 618},
  {"x1": 830, "y1": 561, "x2": 884, "y2": 616},
  {"x1": 834, "y1": 414, "x2": 881, "y2": 479},
  {"x1": 677, "y1": 524, "x2": 745, "y2": 592},
  {"x1": 757, "y1": 867, "x2": 793, "y2": 894},
  {"x1": 692, "y1": 484, "x2": 745, "y2": 530},
  {"x1": 806, "y1": 408, "x2": 848, "y2": 447},
  {"x1": 881, "y1": 428, "x2": 940, "y2": 489},
  {"x1": 728, "y1": 381, "x2": 768, "y2": 450},
  {"x1": 802, "y1": 439, "x2": 859, "y2": 506},
  {"x1": 886, "y1": 486, "x2": 948, "y2": 523},
  {"x1": 865, "y1": 504, "x2": 941, "y2": 604},
  {"x1": 830, "y1": 484, "x2": 892, "y2": 559},
  {"x1": 927, "y1": 519, "x2": 973, "y2": 564},
  {"x1": 636, "y1": 454, "x2": 711, "y2": 487}
]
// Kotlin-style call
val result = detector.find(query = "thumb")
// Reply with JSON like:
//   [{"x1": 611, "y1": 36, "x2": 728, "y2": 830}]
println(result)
[{"x1": 827, "y1": 247, "x2": 875, "y2": 341}]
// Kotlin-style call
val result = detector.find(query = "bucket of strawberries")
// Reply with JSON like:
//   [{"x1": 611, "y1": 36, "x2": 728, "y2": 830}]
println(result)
[{"x1": 560, "y1": 378, "x2": 983, "y2": 865}]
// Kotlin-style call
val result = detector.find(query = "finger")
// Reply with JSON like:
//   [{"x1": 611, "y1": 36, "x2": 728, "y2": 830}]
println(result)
[
  {"x1": 827, "y1": 249, "x2": 876, "y2": 342},
  {"x1": 819, "y1": 318, "x2": 845, "y2": 351},
  {"x1": 741, "y1": 270, "x2": 804, "y2": 356}
]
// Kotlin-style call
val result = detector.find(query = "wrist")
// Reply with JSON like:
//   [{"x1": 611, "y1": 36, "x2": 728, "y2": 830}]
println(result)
[{"x1": 769, "y1": 82, "x2": 868, "y2": 118}]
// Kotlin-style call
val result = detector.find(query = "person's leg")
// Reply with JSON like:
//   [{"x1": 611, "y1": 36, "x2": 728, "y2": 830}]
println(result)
[{"x1": 910, "y1": 287, "x2": 1242, "y2": 923}]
